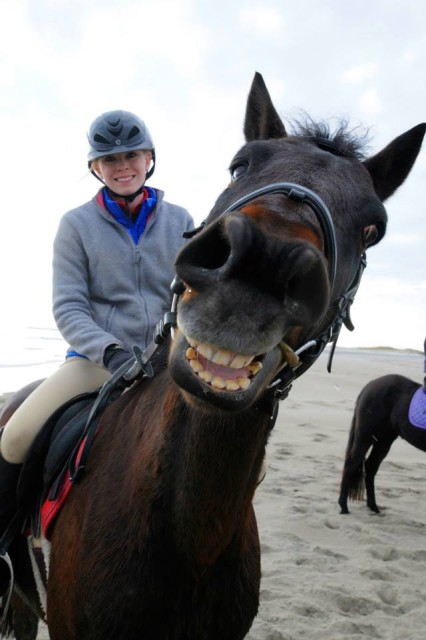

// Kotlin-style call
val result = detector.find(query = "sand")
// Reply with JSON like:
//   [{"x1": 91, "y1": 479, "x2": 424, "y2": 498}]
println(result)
[
  {"x1": 1, "y1": 347, "x2": 424, "y2": 640},
  {"x1": 247, "y1": 348, "x2": 425, "y2": 640}
]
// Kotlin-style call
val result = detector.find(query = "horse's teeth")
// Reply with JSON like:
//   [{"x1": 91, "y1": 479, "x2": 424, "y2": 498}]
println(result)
[
  {"x1": 197, "y1": 343, "x2": 213, "y2": 360},
  {"x1": 237, "y1": 377, "x2": 251, "y2": 389},
  {"x1": 211, "y1": 376, "x2": 226, "y2": 389},
  {"x1": 212, "y1": 349, "x2": 232, "y2": 366},
  {"x1": 230, "y1": 354, "x2": 253, "y2": 368},
  {"x1": 189, "y1": 359, "x2": 204, "y2": 373},
  {"x1": 248, "y1": 361, "x2": 263, "y2": 375},
  {"x1": 280, "y1": 341, "x2": 300, "y2": 367},
  {"x1": 225, "y1": 379, "x2": 240, "y2": 391},
  {"x1": 185, "y1": 337, "x2": 256, "y2": 370},
  {"x1": 185, "y1": 336, "x2": 258, "y2": 391}
]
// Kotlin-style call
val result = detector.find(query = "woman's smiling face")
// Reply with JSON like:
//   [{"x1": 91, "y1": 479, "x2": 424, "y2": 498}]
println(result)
[{"x1": 93, "y1": 150, "x2": 152, "y2": 196}]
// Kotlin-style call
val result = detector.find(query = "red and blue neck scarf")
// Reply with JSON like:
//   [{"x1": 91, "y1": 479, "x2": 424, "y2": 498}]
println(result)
[{"x1": 101, "y1": 186, "x2": 158, "y2": 244}]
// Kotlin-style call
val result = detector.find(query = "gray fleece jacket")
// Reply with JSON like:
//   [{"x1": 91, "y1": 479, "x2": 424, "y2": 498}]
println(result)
[{"x1": 52, "y1": 189, "x2": 193, "y2": 366}]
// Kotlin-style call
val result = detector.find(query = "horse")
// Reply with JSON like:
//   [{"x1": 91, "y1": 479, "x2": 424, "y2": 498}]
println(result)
[
  {"x1": 338, "y1": 374, "x2": 425, "y2": 515},
  {"x1": 1, "y1": 72, "x2": 424, "y2": 640}
]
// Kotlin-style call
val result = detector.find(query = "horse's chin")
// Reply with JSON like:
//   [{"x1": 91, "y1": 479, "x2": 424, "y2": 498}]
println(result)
[{"x1": 169, "y1": 333, "x2": 283, "y2": 412}]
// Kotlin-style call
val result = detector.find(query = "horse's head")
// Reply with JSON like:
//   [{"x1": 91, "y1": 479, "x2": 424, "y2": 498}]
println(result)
[{"x1": 169, "y1": 72, "x2": 425, "y2": 412}]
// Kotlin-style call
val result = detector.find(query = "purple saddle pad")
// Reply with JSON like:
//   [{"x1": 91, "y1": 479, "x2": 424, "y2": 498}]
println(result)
[{"x1": 409, "y1": 387, "x2": 426, "y2": 429}]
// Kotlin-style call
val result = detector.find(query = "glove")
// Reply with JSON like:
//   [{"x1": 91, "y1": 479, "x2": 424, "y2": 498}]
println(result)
[{"x1": 104, "y1": 346, "x2": 134, "y2": 375}]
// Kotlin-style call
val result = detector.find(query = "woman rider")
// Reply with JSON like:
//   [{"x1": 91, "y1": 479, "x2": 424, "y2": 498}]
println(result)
[{"x1": 0, "y1": 110, "x2": 193, "y2": 596}]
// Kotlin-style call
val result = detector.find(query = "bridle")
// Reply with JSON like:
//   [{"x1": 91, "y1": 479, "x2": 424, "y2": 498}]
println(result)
[{"x1": 171, "y1": 182, "x2": 367, "y2": 412}]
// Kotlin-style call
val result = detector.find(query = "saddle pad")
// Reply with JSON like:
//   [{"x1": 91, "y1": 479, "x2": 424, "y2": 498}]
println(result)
[
  {"x1": 40, "y1": 437, "x2": 86, "y2": 540},
  {"x1": 409, "y1": 387, "x2": 426, "y2": 429}
]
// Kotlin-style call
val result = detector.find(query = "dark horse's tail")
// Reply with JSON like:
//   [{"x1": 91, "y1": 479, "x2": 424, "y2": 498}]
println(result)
[{"x1": 341, "y1": 409, "x2": 365, "y2": 503}]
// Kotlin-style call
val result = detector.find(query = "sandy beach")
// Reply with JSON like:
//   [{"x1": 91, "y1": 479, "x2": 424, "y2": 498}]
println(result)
[
  {"x1": 1, "y1": 347, "x2": 424, "y2": 640},
  {"x1": 248, "y1": 347, "x2": 425, "y2": 640}
]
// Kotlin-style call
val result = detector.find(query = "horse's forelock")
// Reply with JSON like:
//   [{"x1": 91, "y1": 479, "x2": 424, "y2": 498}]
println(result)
[{"x1": 289, "y1": 115, "x2": 370, "y2": 160}]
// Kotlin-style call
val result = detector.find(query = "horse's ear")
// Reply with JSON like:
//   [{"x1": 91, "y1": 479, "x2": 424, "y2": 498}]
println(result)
[
  {"x1": 363, "y1": 123, "x2": 426, "y2": 202},
  {"x1": 244, "y1": 72, "x2": 287, "y2": 142}
]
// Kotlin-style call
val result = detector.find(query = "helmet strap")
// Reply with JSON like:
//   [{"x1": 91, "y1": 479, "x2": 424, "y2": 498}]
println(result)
[{"x1": 106, "y1": 185, "x2": 145, "y2": 203}]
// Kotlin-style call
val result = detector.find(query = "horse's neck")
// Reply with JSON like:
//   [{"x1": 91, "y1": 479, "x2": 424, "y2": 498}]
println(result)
[
  {"x1": 109, "y1": 378, "x2": 271, "y2": 564},
  {"x1": 164, "y1": 395, "x2": 271, "y2": 563}
]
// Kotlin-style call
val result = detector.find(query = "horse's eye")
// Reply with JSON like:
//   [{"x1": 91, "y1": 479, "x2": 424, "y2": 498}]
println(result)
[
  {"x1": 363, "y1": 225, "x2": 379, "y2": 248},
  {"x1": 230, "y1": 163, "x2": 248, "y2": 182}
]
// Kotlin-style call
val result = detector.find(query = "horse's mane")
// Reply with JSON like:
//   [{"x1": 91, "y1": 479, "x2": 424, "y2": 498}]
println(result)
[{"x1": 289, "y1": 115, "x2": 370, "y2": 160}]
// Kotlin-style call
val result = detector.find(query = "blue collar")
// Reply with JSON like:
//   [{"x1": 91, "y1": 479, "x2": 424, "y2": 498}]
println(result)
[{"x1": 103, "y1": 186, "x2": 158, "y2": 243}]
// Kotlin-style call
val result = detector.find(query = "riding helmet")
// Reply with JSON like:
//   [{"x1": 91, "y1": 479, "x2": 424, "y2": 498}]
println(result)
[{"x1": 87, "y1": 110, "x2": 155, "y2": 178}]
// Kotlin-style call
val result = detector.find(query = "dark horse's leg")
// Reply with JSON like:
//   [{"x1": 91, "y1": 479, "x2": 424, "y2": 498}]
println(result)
[
  {"x1": 339, "y1": 376, "x2": 403, "y2": 515},
  {"x1": 339, "y1": 431, "x2": 373, "y2": 514},
  {"x1": 364, "y1": 432, "x2": 397, "y2": 513},
  {"x1": 338, "y1": 403, "x2": 380, "y2": 515}
]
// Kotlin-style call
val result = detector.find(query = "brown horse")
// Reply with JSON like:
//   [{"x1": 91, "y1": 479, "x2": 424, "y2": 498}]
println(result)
[
  {"x1": 339, "y1": 374, "x2": 425, "y2": 515},
  {"x1": 1, "y1": 72, "x2": 425, "y2": 640}
]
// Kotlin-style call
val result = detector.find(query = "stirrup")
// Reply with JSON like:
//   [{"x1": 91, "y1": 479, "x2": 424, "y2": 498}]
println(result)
[{"x1": 0, "y1": 552, "x2": 14, "y2": 623}]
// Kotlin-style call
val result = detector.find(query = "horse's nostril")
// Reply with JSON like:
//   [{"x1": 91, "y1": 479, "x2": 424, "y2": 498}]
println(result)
[
  {"x1": 286, "y1": 246, "x2": 321, "y2": 281},
  {"x1": 284, "y1": 247, "x2": 330, "y2": 323},
  {"x1": 175, "y1": 220, "x2": 232, "y2": 289}
]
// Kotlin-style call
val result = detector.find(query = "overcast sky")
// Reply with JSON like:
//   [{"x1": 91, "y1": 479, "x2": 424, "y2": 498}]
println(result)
[{"x1": 0, "y1": 0, "x2": 424, "y2": 353}]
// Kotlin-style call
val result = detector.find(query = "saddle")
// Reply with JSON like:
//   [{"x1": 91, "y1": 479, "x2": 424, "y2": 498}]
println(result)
[
  {"x1": 409, "y1": 387, "x2": 426, "y2": 430},
  {"x1": 14, "y1": 384, "x2": 123, "y2": 542},
  {"x1": 3, "y1": 339, "x2": 169, "y2": 549}
]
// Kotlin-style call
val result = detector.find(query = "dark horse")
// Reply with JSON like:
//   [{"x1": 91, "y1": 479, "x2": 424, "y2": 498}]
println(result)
[
  {"x1": 339, "y1": 374, "x2": 424, "y2": 515},
  {"x1": 1, "y1": 73, "x2": 425, "y2": 640}
]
